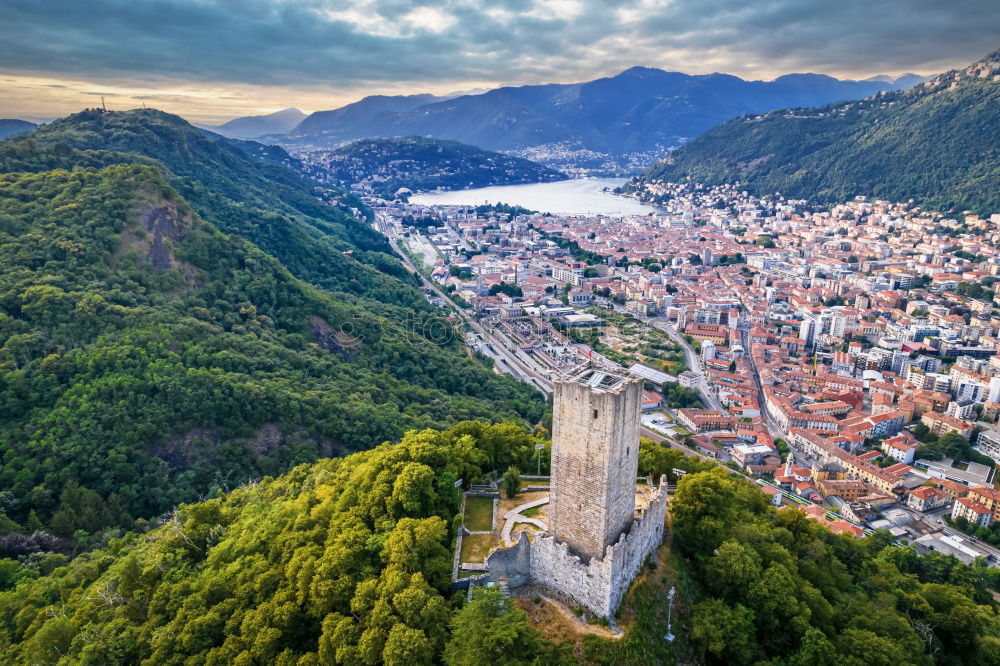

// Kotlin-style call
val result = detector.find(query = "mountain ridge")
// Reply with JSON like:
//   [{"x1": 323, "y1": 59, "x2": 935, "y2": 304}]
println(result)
[
  {"x1": 290, "y1": 93, "x2": 447, "y2": 138},
  {"x1": 0, "y1": 119, "x2": 36, "y2": 140},
  {"x1": 0, "y1": 108, "x2": 417, "y2": 306},
  {"x1": 203, "y1": 107, "x2": 306, "y2": 139},
  {"x1": 626, "y1": 50, "x2": 1000, "y2": 214},
  {"x1": 276, "y1": 66, "x2": 925, "y2": 163}
]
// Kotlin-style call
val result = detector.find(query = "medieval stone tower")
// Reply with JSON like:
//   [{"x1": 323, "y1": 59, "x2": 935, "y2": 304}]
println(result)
[
  {"x1": 549, "y1": 368, "x2": 642, "y2": 561},
  {"x1": 483, "y1": 365, "x2": 667, "y2": 619}
]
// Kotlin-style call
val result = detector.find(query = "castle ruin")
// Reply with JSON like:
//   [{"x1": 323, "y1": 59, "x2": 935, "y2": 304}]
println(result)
[{"x1": 485, "y1": 367, "x2": 667, "y2": 619}]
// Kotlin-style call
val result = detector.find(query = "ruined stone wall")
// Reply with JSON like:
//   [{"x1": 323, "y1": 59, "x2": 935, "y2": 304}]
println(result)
[
  {"x1": 549, "y1": 375, "x2": 641, "y2": 562},
  {"x1": 529, "y1": 476, "x2": 668, "y2": 619},
  {"x1": 529, "y1": 531, "x2": 616, "y2": 617},
  {"x1": 483, "y1": 530, "x2": 531, "y2": 588},
  {"x1": 606, "y1": 476, "x2": 668, "y2": 613}
]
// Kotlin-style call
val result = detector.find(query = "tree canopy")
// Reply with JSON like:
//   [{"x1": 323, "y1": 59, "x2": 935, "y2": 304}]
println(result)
[
  {"x1": 673, "y1": 467, "x2": 1000, "y2": 665},
  {"x1": 0, "y1": 161, "x2": 541, "y2": 547},
  {"x1": 0, "y1": 422, "x2": 555, "y2": 664}
]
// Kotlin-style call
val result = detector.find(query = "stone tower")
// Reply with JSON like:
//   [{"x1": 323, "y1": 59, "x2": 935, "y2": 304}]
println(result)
[
  {"x1": 483, "y1": 365, "x2": 666, "y2": 619},
  {"x1": 548, "y1": 368, "x2": 642, "y2": 561}
]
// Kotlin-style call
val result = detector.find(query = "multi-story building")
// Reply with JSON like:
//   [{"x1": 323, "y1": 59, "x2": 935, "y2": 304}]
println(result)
[
  {"x1": 881, "y1": 434, "x2": 918, "y2": 464},
  {"x1": 551, "y1": 263, "x2": 583, "y2": 286},
  {"x1": 676, "y1": 408, "x2": 737, "y2": 433},
  {"x1": 684, "y1": 322, "x2": 729, "y2": 345},
  {"x1": 907, "y1": 486, "x2": 949, "y2": 512},
  {"x1": 953, "y1": 485, "x2": 1000, "y2": 525},
  {"x1": 792, "y1": 429, "x2": 911, "y2": 494},
  {"x1": 975, "y1": 426, "x2": 1000, "y2": 465},
  {"x1": 831, "y1": 351, "x2": 854, "y2": 376},
  {"x1": 921, "y1": 411, "x2": 974, "y2": 439},
  {"x1": 801, "y1": 400, "x2": 852, "y2": 417},
  {"x1": 953, "y1": 497, "x2": 993, "y2": 527},
  {"x1": 799, "y1": 316, "x2": 817, "y2": 348}
]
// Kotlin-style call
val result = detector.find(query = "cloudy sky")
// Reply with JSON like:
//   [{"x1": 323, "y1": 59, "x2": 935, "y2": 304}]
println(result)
[{"x1": 1, "y1": 0, "x2": 997, "y2": 123}]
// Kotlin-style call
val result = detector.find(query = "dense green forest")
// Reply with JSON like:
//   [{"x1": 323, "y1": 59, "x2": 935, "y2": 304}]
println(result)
[
  {"x1": 2, "y1": 426, "x2": 997, "y2": 664},
  {"x1": 628, "y1": 51, "x2": 1000, "y2": 214},
  {"x1": 673, "y1": 467, "x2": 1000, "y2": 664},
  {"x1": 0, "y1": 109, "x2": 424, "y2": 316},
  {"x1": 299, "y1": 136, "x2": 565, "y2": 200},
  {"x1": 0, "y1": 422, "x2": 570, "y2": 664},
  {"x1": 0, "y1": 158, "x2": 540, "y2": 546}
]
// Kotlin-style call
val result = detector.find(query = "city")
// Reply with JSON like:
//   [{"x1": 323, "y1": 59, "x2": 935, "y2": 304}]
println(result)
[{"x1": 369, "y1": 179, "x2": 1000, "y2": 565}]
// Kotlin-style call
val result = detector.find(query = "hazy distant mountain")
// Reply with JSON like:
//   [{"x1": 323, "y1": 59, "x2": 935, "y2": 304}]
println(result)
[
  {"x1": 628, "y1": 51, "x2": 1000, "y2": 213},
  {"x1": 892, "y1": 73, "x2": 932, "y2": 88},
  {"x1": 299, "y1": 135, "x2": 565, "y2": 199},
  {"x1": 863, "y1": 73, "x2": 929, "y2": 86},
  {"x1": 279, "y1": 67, "x2": 922, "y2": 157},
  {"x1": 0, "y1": 119, "x2": 37, "y2": 139},
  {"x1": 207, "y1": 108, "x2": 306, "y2": 139},
  {"x1": 288, "y1": 94, "x2": 446, "y2": 140}
]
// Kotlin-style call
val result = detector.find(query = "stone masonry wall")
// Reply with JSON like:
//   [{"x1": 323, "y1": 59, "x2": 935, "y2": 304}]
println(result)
[
  {"x1": 484, "y1": 530, "x2": 532, "y2": 587},
  {"x1": 606, "y1": 475, "x2": 668, "y2": 613},
  {"x1": 529, "y1": 476, "x2": 668, "y2": 618}
]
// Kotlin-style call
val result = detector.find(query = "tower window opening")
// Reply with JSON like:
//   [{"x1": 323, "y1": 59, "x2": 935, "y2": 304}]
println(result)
[{"x1": 593, "y1": 409, "x2": 599, "y2": 419}]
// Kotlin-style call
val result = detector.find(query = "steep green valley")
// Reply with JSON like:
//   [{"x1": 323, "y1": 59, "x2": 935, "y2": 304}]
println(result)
[{"x1": 0, "y1": 109, "x2": 422, "y2": 312}]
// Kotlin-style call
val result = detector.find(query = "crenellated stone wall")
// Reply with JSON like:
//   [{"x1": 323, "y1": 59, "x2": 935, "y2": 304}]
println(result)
[{"x1": 527, "y1": 475, "x2": 667, "y2": 618}]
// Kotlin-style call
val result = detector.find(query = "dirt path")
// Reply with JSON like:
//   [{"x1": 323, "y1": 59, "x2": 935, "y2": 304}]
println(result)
[{"x1": 512, "y1": 587, "x2": 621, "y2": 642}]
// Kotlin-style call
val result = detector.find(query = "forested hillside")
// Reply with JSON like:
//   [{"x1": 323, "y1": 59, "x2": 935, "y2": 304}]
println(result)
[
  {"x1": 0, "y1": 120, "x2": 36, "y2": 140},
  {"x1": 2, "y1": 424, "x2": 998, "y2": 665},
  {"x1": 299, "y1": 136, "x2": 566, "y2": 200},
  {"x1": 0, "y1": 109, "x2": 421, "y2": 313},
  {"x1": 0, "y1": 133, "x2": 541, "y2": 548},
  {"x1": 628, "y1": 51, "x2": 1000, "y2": 214},
  {"x1": 672, "y1": 467, "x2": 1000, "y2": 665},
  {"x1": 0, "y1": 422, "x2": 571, "y2": 665}
]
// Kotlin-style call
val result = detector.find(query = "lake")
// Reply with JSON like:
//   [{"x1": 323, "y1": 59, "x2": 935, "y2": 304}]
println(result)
[{"x1": 409, "y1": 178, "x2": 660, "y2": 216}]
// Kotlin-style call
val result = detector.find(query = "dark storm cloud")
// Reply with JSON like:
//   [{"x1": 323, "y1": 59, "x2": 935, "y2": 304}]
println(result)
[
  {"x1": 0, "y1": 0, "x2": 996, "y2": 88},
  {"x1": 629, "y1": 0, "x2": 999, "y2": 75}
]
